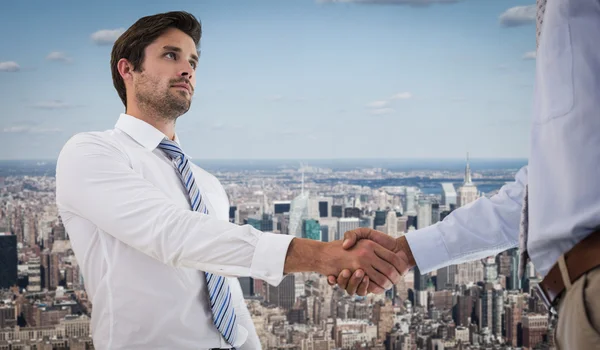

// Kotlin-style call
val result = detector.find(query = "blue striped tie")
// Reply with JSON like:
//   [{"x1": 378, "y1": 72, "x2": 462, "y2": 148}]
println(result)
[{"x1": 158, "y1": 138, "x2": 237, "y2": 346}]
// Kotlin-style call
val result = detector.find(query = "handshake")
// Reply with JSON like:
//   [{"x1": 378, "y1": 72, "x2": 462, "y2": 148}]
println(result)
[{"x1": 318, "y1": 228, "x2": 416, "y2": 296}]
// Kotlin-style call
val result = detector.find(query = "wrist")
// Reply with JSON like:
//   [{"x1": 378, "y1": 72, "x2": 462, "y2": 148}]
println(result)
[
  {"x1": 284, "y1": 238, "x2": 328, "y2": 274},
  {"x1": 397, "y1": 235, "x2": 416, "y2": 269}
]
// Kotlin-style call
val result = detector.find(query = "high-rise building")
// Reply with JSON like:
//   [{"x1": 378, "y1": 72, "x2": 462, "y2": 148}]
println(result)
[
  {"x1": 417, "y1": 199, "x2": 432, "y2": 229},
  {"x1": 27, "y1": 257, "x2": 42, "y2": 292},
  {"x1": 404, "y1": 187, "x2": 417, "y2": 215},
  {"x1": 0, "y1": 233, "x2": 17, "y2": 289},
  {"x1": 385, "y1": 210, "x2": 398, "y2": 237},
  {"x1": 431, "y1": 203, "x2": 440, "y2": 225},
  {"x1": 457, "y1": 153, "x2": 480, "y2": 207},
  {"x1": 492, "y1": 286, "x2": 504, "y2": 337},
  {"x1": 267, "y1": 275, "x2": 296, "y2": 310},
  {"x1": 397, "y1": 216, "x2": 408, "y2": 234},
  {"x1": 522, "y1": 314, "x2": 548, "y2": 349},
  {"x1": 332, "y1": 205, "x2": 343, "y2": 218},
  {"x1": 337, "y1": 218, "x2": 359, "y2": 240},
  {"x1": 246, "y1": 213, "x2": 274, "y2": 232},
  {"x1": 239, "y1": 277, "x2": 254, "y2": 298},
  {"x1": 318, "y1": 197, "x2": 332, "y2": 218},
  {"x1": 344, "y1": 207, "x2": 360, "y2": 218},
  {"x1": 505, "y1": 298, "x2": 522, "y2": 347},
  {"x1": 374, "y1": 211, "x2": 387, "y2": 228},
  {"x1": 436, "y1": 265, "x2": 457, "y2": 291},
  {"x1": 288, "y1": 192, "x2": 319, "y2": 238},
  {"x1": 483, "y1": 256, "x2": 498, "y2": 283},
  {"x1": 441, "y1": 183, "x2": 457, "y2": 208},
  {"x1": 302, "y1": 219, "x2": 321, "y2": 241},
  {"x1": 413, "y1": 266, "x2": 430, "y2": 292},
  {"x1": 228, "y1": 206, "x2": 237, "y2": 223},
  {"x1": 320, "y1": 225, "x2": 330, "y2": 242},
  {"x1": 274, "y1": 201, "x2": 291, "y2": 214}
]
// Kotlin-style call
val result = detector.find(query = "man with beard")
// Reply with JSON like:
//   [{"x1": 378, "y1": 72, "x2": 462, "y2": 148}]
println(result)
[{"x1": 55, "y1": 11, "x2": 407, "y2": 350}]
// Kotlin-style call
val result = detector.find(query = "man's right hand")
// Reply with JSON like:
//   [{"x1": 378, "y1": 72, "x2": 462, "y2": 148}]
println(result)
[
  {"x1": 326, "y1": 228, "x2": 416, "y2": 295},
  {"x1": 318, "y1": 238, "x2": 406, "y2": 294}
]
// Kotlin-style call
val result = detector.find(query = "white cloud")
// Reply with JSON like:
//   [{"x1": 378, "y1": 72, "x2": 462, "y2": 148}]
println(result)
[
  {"x1": 46, "y1": 51, "x2": 73, "y2": 63},
  {"x1": 391, "y1": 92, "x2": 413, "y2": 100},
  {"x1": 367, "y1": 100, "x2": 389, "y2": 108},
  {"x1": 499, "y1": 5, "x2": 536, "y2": 27},
  {"x1": 522, "y1": 51, "x2": 536, "y2": 60},
  {"x1": 365, "y1": 91, "x2": 411, "y2": 115},
  {"x1": 371, "y1": 108, "x2": 394, "y2": 115},
  {"x1": 0, "y1": 61, "x2": 20, "y2": 72},
  {"x1": 32, "y1": 100, "x2": 76, "y2": 110},
  {"x1": 91, "y1": 28, "x2": 125, "y2": 45},
  {"x1": 317, "y1": 0, "x2": 461, "y2": 6},
  {"x1": 2, "y1": 125, "x2": 61, "y2": 134}
]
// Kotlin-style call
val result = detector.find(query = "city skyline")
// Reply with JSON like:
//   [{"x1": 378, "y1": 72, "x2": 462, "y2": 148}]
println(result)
[{"x1": 1, "y1": 0, "x2": 537, "y2": 160}]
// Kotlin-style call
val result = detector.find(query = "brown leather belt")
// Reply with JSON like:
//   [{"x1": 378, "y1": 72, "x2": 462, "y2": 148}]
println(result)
[{"x1": 535, "y1": 230, "x2": 600, "y2": 313}]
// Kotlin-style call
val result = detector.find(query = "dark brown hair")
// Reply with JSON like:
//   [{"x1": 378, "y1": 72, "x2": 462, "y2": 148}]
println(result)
[{"x1": 110, "y1": 11, "x2": 201, "y2": 107}]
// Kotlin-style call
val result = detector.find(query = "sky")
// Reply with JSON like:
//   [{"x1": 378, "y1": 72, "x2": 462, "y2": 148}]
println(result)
[{"x1": 0, "y1": 0, "x2": 538, "y2": 160}]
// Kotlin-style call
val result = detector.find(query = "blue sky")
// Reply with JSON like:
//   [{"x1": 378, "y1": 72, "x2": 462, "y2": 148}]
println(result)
[{"x1": 0, "y1": 0, "x2": 537, "y2": 160}]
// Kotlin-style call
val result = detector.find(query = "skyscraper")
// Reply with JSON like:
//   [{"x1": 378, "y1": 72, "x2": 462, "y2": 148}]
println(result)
[
  {"x1": 288, "y1": 192, "x2": 319, "y2": 238},
  {"x1": 302, "y1": 219, "x2": 321, "y2": 241},
  {"x1": 385, "y1": 210, "x2": 398, "y2": 237},
  {"x1": 337, "y1": 218, "x2": 359, "y2": 240},
  {"x1": 457, "y1": 153, "x2": 480, "y2": 207},
  {"x1": 0, "y1": 233, "x2": 17, "y2": 289},
  {"x1": 441, "y1": 183, "x2": 457, "y2": 208},
  {"x1": 417, "y1": 199, "x2": 432, "y2": 229}
]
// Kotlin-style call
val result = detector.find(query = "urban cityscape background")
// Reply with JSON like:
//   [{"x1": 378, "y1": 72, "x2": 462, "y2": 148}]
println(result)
[
  {"x1": 1, "y1": 0, "x2": 544, "y2": 349},
  {"x1": 0, "y1": 156, "x2": 558, "y2": 350}
]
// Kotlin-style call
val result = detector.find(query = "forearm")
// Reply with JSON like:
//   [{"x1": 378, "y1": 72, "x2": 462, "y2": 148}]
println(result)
[
  {"x1": 405, "y1": 166, "x2": 528, "y2": 273},
  {"x1": 283, "y1": 238, "x2": 328, "y2": 275}
]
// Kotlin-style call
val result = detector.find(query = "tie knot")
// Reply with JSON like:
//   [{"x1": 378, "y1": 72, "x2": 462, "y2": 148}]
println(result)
[{"x1": 157, "y1": 138, "x2": 185, "y2": 160}]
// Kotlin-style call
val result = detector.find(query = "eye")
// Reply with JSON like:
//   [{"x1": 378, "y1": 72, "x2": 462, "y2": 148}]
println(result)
[
  {"x1": 165, "y1": 52, "x2": 176, "y2": 60},
  {"x1": 190, "y1": 61, "x2": 197, "y2": 70}
]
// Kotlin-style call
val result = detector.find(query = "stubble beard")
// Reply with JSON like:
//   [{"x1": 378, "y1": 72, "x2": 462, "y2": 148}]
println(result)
[{"x1": 135, "y1": 72, "x2": 192, "y2": 122}]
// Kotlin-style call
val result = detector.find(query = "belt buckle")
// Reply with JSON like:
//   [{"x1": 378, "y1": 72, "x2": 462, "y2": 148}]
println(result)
[{"x1": 534, "y1": 283, "x2": 557, "y2": 315}]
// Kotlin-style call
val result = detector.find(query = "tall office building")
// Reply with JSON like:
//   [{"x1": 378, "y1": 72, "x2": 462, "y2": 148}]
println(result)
[
  {"x1": 331, "y1": 205, "x2": 343, "y2": 218},
  {"x1": 436, "y1": 265, "x2": 457, "y2": 291},
  {"x1": 0, "y1": 233, "x2": 17, "y2": 289},
  {"x1": 302, "y1": 219, "x2": 321, "y2": 241},
  {"x1": 246, "y1": 213, "x2": 274, "y2": 232},
  {"x1": 492, "y1": 286, "x2": 504, "y2": 337},
  {"x1": 344, "y1": 207, "x2": 360, "y2": 218},
  {"x1": 267, "y1": 275, "x2": 296, "y2": 310},
  {"x1": 457, "y1": 153, "x2": 480, "y2": 207},
  {"x1": 337, "y1": 218, "x2": 359, "y2": 240},
  {"x1": 417, "y1": 199, "x2": 432, "y2": 229},
  {"x1": 404, "y1": 187, "x2": 417, "y2": 215},
  {"x1": 385, "y1": 210, "x2": 398, "y2": 237},
  {"x1": 27, "y1": 257, "x2": 42, "y2": 292},
  {"x1": 522, "y1": 314, "x2": 549, "y2": 349},
  {"x1": 505, "y1": 297, "x2": 522, "y2": 347},
  {"x1": 288, "y1": 192, "x2": 319, "y2": 238},
  {"x1": 431, "y1": 203, "x2": 440, "y2": 225},
  {"x1": 441, "y1": 183, "x2": 457, "y2": 208},
  {"x1": 274, "y1": 201, "x2": 291, "y2": 214},
  {"x1": 239, "y1": 277, "x2": 254, "y2": 298},
  {"x1": 318, "y1": 197, "x2": 332, "y2": 218}
]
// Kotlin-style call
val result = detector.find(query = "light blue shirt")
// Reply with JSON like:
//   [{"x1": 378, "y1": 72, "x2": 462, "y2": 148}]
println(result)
[{"x1": 406, "y1": 0, "x2": 600, "y2": 278}]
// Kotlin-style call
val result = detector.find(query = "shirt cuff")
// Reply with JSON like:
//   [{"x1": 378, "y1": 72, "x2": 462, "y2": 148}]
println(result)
[
  {"x1": 250, "y1": 232, "x2": 295, "y2": 286},
  {"x1": 405, "y1": 224, "x2": 451, "y2": 274}
]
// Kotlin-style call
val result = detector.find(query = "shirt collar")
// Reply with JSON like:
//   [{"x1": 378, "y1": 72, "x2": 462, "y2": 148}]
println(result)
[{"x1": 114, "y1": 114, "x2": 191, "y2": 158}]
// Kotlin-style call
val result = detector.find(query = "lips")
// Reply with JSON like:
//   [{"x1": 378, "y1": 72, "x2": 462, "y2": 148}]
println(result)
[{"x1": 172, "y1": 84, "x2": 190, "y2": 93}]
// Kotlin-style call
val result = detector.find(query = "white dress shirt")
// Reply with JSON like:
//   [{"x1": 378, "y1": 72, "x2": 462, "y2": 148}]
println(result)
[
  {"x1": 405, "y1": 0, "x2": 600, "y2": 278},
  {"x1": 55, "y1": 113, "x2": 294, "y2": 349}
]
